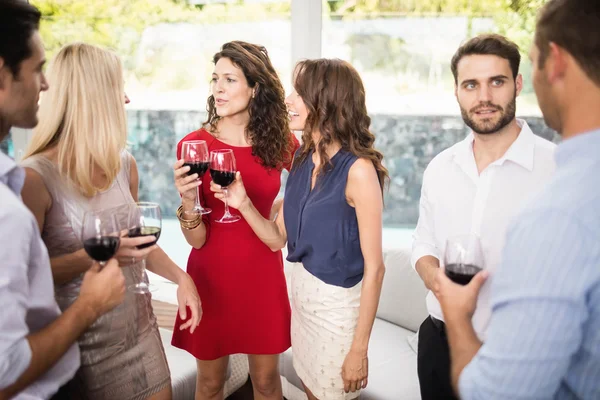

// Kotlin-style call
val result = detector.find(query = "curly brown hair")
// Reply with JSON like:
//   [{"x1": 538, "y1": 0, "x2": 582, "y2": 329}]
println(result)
[
  {"x1": 293, "y1": 58, "x2": 388, "y2": 191},
  {"x1": 204, "y1": 41, "x2": 292, "y2": 169}
]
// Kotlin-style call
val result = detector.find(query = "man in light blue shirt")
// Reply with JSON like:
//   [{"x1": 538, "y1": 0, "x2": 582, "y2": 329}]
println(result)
[
  {"x1": 435, "y1": 0, "x2": 600, "y2": 398},
  {"x1": 0, "y1": 1, "x2": 126, "y2": 399}
]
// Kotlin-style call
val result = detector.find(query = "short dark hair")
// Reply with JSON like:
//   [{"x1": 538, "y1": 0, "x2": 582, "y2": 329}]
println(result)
[
  {"x1": 451, "y1": 34, "x2": 521, "y2": 84},
  {"x1": 535, "y1": 0, "x2": 600, "y2": 87},
  {"x1": 0, "y1": 0, "x2": 42, "y2": 77}
]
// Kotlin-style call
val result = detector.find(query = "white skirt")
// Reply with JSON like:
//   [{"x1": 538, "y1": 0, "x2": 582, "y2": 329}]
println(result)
[{"x1": 290, "y1": 263, "x2": 362, "y2": 400}]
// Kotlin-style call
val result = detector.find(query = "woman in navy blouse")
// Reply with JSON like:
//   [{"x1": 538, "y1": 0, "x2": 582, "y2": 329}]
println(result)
[{"x1": 211, "y1": 58, "x2": 387, "y2": 400}]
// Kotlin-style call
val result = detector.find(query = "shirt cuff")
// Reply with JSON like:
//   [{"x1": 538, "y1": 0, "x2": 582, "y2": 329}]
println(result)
[
  {"x1": 0, "y1": 338, "x2": 32, "y2": 390},
  {"x1": 411, "y1": 244, "x2": 440, "y2": 270}
]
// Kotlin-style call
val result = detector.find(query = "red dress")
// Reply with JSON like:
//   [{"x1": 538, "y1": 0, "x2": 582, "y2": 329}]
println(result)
[{"x1": 171, "y1": 128, "x2": 298, "y2": 360}]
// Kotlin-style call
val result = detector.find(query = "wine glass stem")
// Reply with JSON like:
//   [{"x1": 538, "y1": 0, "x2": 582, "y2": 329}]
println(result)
[
  {"x1": 195, "y1": 180, "x2": 202, "y2": 209},
  {"x1": 99, "y1": 261, "x2": 107, "y2": 269},
  {"x1": 223, "y1": 187, "x2": 230, "y2": 216},
  {"x1": 138, "y1": 258, "x2": 147, "y2": 285}
]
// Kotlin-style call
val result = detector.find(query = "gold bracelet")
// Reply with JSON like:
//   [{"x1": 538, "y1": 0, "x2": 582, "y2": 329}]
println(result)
[
  {"x1": 176, "y1": 205, "x2": 202, "y2": 230},
  {"x1": 178, "y1": 216, "x2": 202, "y2": 230}
]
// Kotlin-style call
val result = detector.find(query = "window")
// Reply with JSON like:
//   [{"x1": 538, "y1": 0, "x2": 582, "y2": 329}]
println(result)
[
  {"x1": 320, "y1": 3, "x2": 557, "y2": 234},
  {"x1": 1, "y1": 0, "x2": 553, "y2": 259}
]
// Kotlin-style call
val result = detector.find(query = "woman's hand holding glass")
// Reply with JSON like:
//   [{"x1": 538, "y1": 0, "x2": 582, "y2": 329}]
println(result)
[
  {"x1": 209, "y1": 171, "x2": 249, "y2": 211},
  {"x1": 173, "y1": 159, "x2": 202, "y2": 209},
  {"x1": 114, "y1": 233, "x2": 158, "y2": 266}
]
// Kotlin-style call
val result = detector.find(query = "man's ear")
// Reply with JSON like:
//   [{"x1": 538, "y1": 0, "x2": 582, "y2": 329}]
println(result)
[{"x1": 515, "y1": 73, "x2": 523, "y2": 97}]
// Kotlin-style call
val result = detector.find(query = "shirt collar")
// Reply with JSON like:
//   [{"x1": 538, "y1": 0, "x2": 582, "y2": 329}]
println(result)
[
  {"x1": 555, "y1": 128, "x2": 600, "y2": 167},
  {"x1": 453, "y1": 118, "x2": 536, "y2": 172},
  {"x1": 0, "y1": 152, "x2": 25, "y2": 196}
]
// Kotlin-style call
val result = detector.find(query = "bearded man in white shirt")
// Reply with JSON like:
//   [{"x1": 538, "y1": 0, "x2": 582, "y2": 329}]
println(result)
[{"x1": 412, "y1": 33, "x2": 556, "y2": 400}]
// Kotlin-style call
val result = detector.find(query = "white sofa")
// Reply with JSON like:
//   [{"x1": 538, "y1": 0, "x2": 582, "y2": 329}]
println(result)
[
  {"x1": 156, "y1": 246, "x2": 427, "y2": 400},
  {"x1": 158, "y1": 328, "x2": 250, "y2": 399},
  {"x1": 279, "y1": 246, "x2": 429, "y2": 400}
]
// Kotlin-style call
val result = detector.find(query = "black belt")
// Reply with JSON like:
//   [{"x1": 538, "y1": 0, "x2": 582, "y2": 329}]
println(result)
[{"x1": 430, "y1": 315, "x2": 446, "y2": 332}]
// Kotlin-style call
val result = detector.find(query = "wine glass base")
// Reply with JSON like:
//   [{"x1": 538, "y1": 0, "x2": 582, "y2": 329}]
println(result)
[
  {"x1": 215, "y1": 214, "x2": 241, "y2": 224},
  {"x1": 128, "y1": 283, "x2": 157, "y2": 294},
  {"x1": 192, "y1": 207, "x2": 212, "y2": 215}
]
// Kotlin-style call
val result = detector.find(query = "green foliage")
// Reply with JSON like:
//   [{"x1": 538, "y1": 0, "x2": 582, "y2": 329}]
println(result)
[
  {"x1": 32, "y1": 0, "x2": 290, "y2": 70},
  {"x1": 494, "y1": 0, "x2": 546, "y2": 54},
  {"x1": 32, "y1": 0, "x2": 544, "y2": 99},
  {"x1": 34, "y1": 0, "x2": 196, "y2": 72},
  {"x1": 327, "y1": 0, "x2": 505, "y2": 15}
]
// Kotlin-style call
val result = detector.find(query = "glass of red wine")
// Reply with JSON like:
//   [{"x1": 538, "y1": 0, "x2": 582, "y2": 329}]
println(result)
[
  {"x1": 443, "y1": 234, "x2": 484, "y2": 285},
  {"x1": 82, "y1": 210, "x2": 120, "y2": 268},
  {"x1": 210, "y1": 149, "x2": 241, "y2": 224},
  {"x1": 127, "y1": 202, "x2": 162, "y2": 293},
  {"x1": 181, "y1": 140, "x2": 211, "y2": 215}
]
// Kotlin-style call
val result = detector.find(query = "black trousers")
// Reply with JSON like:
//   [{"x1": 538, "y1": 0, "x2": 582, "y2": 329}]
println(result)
[
  {"x1": 417, "y1": 316, "x2": 459, "y2": 400},
  {"x1": 49, "y1": 379, "x2": 75, "y2": 400}
]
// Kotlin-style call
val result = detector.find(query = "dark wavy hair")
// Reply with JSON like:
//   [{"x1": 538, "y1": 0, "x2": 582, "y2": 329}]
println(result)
[
  {"x1": 293, "y1": 58, "x2": 388, "y2": 191},
  {"x1": 204, "y1": 41, "x2": 292, "y2": 169}
]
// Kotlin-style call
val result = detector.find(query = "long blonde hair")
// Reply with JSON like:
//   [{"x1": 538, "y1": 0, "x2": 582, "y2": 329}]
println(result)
[{"x1": 23, "y1": 42, "x2": 127, "y2": 197}]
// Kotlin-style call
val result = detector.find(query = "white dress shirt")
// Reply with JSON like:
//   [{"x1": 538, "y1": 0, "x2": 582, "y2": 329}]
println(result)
[
  {"x1": 0, "y1": 152, "x2": 80, "y2": 399},
  {"x1": 411, "y1": 119, "x2": 556, "y2": 339}
]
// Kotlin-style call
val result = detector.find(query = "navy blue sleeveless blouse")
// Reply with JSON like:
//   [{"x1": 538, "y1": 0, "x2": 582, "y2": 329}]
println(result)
[{"x1": 283, "y1": 150, "x2": 364, "y2": 288}]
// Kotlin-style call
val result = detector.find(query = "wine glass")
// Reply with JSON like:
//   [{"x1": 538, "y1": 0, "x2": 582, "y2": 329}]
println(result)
[
  {"x1": 181, "y1": 140, "x2": 211, "y2": 215},
  {"x1": 81, "y1": 210, "x2": 121, "y2": 267},
  {"x1": 127, "y1": 202, "x2": 162, "y2": 293},
  {"x1": 443, "y1": 234, "x2": 485, "y2": 285},
  {"x1": 210, "y1": 149, "x2": 241, "y2": 224}
]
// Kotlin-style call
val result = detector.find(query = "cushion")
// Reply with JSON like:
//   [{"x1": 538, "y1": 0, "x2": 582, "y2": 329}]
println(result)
[
  {"x1": 281, "y1": 375, "x2": 308, "y2": 400},
  {"x1": 158, "y1": 328, "x2": 249, "y2": 399},
  {"x1": 223, "y1": 354, "x2": 250, "y2": 398},
  {"x1": 279, "y1": 318, "x2": 421, "y2": 400},
  {"x1": 377, "y1": 247, "x2": 429, "y2": 332},
  {"x1": 159, "y1": 328, "x2": 197, "y2": 399},
  {"x1": 284, "y1": 247, "x2": 429, "y2": 333}
]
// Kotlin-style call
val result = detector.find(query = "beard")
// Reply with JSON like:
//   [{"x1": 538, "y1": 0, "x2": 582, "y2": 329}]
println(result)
[{"x1": 460, "y1": 94, "x2": 517, "y2": 135}]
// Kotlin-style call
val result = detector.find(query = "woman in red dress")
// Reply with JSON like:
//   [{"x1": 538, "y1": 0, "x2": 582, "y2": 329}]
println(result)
[{"x1": 171, "y1": 41, "x2": 298, "y2": 399}]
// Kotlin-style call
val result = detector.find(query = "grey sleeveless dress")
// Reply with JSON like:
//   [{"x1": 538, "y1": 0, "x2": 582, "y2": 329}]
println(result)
[{"x1": 21, "y1": 151, "x2": 171, "y2": 400}]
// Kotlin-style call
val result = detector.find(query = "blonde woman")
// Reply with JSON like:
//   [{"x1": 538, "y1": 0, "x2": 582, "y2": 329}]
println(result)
[{"x1": 20, "y1": 43, "x2": 201, "y2": 400}]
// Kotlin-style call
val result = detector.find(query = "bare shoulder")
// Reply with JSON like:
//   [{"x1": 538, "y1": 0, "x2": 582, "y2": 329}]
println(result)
[
  {"x1": 129, "y1": 152, "x2": 138, "y2": 170},
  {"x1": 22, "y1": 166, "x2": 52, "y2": 212},
  {"x1": 346, "y1": 157, "x2": 382, "y2": 207},
  {"x1": 348, "y1": 157, "x2": 378, "y2": 182},
  {"x1": 23, "y1": 167, "x2": 50, "y2": 197}
]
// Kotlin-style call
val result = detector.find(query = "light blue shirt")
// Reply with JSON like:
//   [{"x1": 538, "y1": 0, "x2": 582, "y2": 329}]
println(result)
[
  {"x1": 0, "y1": 152, "x2": 80, "y2": 399},
  {"x1": 459, "y1": 129, "x2": 600, "y2": 399}
]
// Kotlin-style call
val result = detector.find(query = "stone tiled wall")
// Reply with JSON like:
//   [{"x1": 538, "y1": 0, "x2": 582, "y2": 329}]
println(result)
[
  {"x1": 2, "y1": 111, "x2": 558, "y2": 226},
  {"x1": 127, "y1": 111, "x2": 559, "y2": 226}
]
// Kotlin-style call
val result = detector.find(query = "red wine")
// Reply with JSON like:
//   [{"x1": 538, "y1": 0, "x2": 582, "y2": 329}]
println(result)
[
  {"x1": 445, "y1": 263, "x2": 482, "y2": 285},
  {"x1": 83, "y1": 236, "x2": 120, "y2": 262},
  {"x1": 210, "y1": 169, "x2": 235, "y2": 187},
  {"x1": 128, "y1": 226, "x2": 161, "y2": 249},
  {"x1": 184, "y1": 161, "x2": 209, "y2": 177}
]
